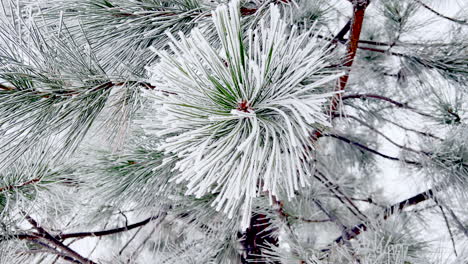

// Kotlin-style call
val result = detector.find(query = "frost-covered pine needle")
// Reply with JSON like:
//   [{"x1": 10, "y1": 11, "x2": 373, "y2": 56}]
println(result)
[{"x1": 146, "y1": 0, "x2": 342, "y2": 229}]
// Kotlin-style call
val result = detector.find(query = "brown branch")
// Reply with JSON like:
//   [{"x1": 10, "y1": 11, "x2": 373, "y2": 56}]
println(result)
[
  {"x1": 0, "y1": 178, "x2": 41, "y2": 192},
  {"x1": 23, "y1": 214, "x2": 96, "y2": 264},
  {"x1": 312, "y1": 1, "x2": 370, "y2": 140},
  {"x1": 331, "y1": 1, "x2": 369, "y2": 110}
]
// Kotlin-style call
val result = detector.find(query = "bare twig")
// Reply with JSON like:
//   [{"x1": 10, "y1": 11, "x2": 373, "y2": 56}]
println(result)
[
  {"x1": 413, "y1": 0, "x2": 467, "y2": 25},
  {"x1": 438, "y1": 205, "x2": 458, "y2": 257},
  {"x1": 339, "y1": 114, "x2": 430, "y2": 155},
  {"x1": 119, "y1": 226, "x2": 144, "y2": 255},
  {"x1": 314, "y1": 171, "x2": 369, "y2": 222},
  {"x1": 324, "y1": 133, "x2": 422, "y2": 166},
  {"x1": 128, "y1": 218, "x2": 165, "y2": 262},
  {"x1": 379, "y1": 116, "x2": 443, "y2": 141},
  {"x1": 57, "y1": 214, "x2": 165, "y2": 240},
  {"x1": 322, "y1": 188, "x2": 436, "y2": 253},
  {"x1": 445, "y1": 207, "x2": 468, "y2": 239},
  {"x1": 341, "y1": 93, "x2": 433, "y2": 118},
  {"x1": 25, "y1": 239, "x2": 81, "y2": 264},
  {"x1": 23, "y1": 214, "x2": 96, "y2": 264}
]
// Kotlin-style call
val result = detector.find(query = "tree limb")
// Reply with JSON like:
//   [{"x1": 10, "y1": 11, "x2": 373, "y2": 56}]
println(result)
[{"x1": 331, "y1": 1, "x2": 370, "y2": 110}]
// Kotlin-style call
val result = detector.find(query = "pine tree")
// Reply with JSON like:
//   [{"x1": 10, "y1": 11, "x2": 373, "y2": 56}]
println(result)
[{"x1": 0, "y1": 0, "x2": 467, "y2": 263}]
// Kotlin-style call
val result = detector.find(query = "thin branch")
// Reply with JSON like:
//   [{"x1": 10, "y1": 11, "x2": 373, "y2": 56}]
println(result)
[
  {"x1": 356, "y1": 46, "x2": 406, "y2": 57},
  {"x1": 341, "y1": 93, "x2": 433, "y2": 118},
  {"x1": 339, "y1": 114, "x2": 430, "y2": 155},
  {"x1": 25, "y1": 239, "x2": 81, "y2": 264},
  {"x1": 314, "y1": 199, "x2": 361, "y2": 263},
  {"x1": 23, "y1": 214, "x2": 96, "y2": 264},
  {"x1": 413, "y1": 0, "x2": 467, "y2": 25},
  {"x1": 272, "y1": 199, "x2": 331, "y2": 223},
  {"x1": 314, "y1": 200, "x2": 348, "y2": 231},
  {"x1": 2, "y1": 214, "x2": 166, "y2": 244},
  {"x1": 318, "y1": 34, "x2": 453, "y2": 48},
  {"x1": 322, "y1": 188, "x2": 435, "y2": 253},
  {"x1": 379, "y1": 116, "x2": 443, "y2": 141},
  {"x1": 0, "y1": 178, "x2": 41, "y2": 192},
  {"x1": 314, "y1": 171, "x2": 369, "y2": 222},
  {"x1": 327, "y1": 19, "x2": 352, "y2": 51},
  {"x1": 445, "y1": 207, "x2": 468, "y2": 239},
  {"x1": 128, "y1": 220, "x2": 164, "y2": 261},
  {"x1": 0, "y1": 81, "x2": 174, "y2": 98},
  {"x1": 324, "y1": 133, "x2": 422, "y2": 166},
  {"x1": 57, "y1": 213, "x2": 165, "y2": 240},
  {"x1": 438, "y1": 205, "x2": 458, "y2": 257},
  {"x1": 119, "y1": 226, "x2": 144, "y2": 255},
  {"x1": 342, "y1": 94, "x2": 408, "y2": 107}
]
